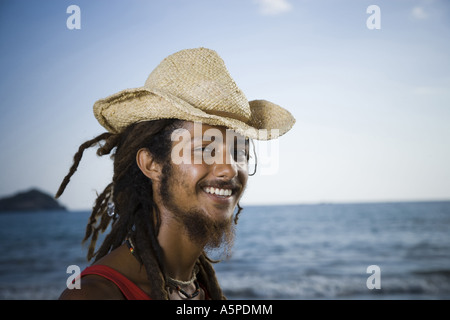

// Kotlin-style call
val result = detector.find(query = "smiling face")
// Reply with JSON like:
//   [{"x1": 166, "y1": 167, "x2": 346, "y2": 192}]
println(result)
[{"x1": 152, "y1": 121, "x2": 249, "y2": 249}]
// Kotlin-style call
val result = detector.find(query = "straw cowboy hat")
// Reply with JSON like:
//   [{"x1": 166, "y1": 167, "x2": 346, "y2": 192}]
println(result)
[{"x1": 93, "y1": 47, "x2": 295, "y2": 140}]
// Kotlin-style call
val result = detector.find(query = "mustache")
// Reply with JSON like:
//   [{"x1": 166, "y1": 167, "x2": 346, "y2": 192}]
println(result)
[{"x1": 200, "y1": 179, "x2": 242, "y2": 192}]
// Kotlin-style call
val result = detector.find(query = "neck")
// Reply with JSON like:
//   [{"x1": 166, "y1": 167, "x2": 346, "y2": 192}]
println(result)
[{"x1": 157, "y1": 216, "x2": 204, "y2": 281}]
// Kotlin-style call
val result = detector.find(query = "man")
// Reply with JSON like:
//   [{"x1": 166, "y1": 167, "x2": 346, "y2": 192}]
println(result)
[{"x1": 57, "y1": 48, "x2": 295, "y2": 300}]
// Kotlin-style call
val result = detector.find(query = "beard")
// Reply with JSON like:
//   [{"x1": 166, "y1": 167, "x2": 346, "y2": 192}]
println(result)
[{"x1": 158, "y1": 163, "x2": 236, "y2": 258}]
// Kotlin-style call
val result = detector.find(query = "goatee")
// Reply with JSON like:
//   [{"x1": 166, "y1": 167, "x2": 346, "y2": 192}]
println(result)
[{"x1": 159, "y1": 163, "x2": 236, "y2": 258}]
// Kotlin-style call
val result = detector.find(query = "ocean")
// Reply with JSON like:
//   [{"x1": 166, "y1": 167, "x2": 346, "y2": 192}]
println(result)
[{"x1": 0, "y1": 201, "x2": 449, "y2": 300}]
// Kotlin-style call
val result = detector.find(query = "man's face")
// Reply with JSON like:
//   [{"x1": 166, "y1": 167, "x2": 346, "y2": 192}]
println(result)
[{"x1": 157, "y1": 121, "x2": 249, "y2": 249}]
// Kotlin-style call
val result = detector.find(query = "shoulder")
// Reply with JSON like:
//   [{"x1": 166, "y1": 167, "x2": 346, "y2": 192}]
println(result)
[{"x1": 59, "y1": 274, "x2": 125, "y2": 300}]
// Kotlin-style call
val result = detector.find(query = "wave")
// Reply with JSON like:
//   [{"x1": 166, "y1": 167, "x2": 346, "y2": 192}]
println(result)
[
  {"x1": 2, "y1": 272, "x2": 450, "y2": 300},
  {"x1": 0, "y1": 284, "x2": 63, "y2": 300},
  {"x1": 412, "y1": 269, "x2": 450, "y2": 278},
  {"x1": 219, "y1": 271, "x2": 450, "y2": 300}
]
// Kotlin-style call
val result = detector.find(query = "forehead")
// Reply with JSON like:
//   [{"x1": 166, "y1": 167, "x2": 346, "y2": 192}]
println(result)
[{"x1": 180, "y1": 121, "x2": 227, "y2": 133}]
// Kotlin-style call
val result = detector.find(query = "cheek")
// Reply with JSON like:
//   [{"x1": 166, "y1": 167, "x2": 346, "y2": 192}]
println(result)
[
  {"x1": 237, "y1": 163, "x2": 249, "y2": 186},
  {"x1": 175, "y1": 163, "x2": 208, "y2": 191}
]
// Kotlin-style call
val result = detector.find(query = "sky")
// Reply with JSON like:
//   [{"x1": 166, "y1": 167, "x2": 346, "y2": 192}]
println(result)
[{"x1": 0, "y1": 0, "x2": 449, "y2": 210}]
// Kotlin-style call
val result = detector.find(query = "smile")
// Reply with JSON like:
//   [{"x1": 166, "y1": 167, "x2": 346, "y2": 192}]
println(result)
[{"x1": 203, "y1": 187, "x2": 233, "y2": 197}]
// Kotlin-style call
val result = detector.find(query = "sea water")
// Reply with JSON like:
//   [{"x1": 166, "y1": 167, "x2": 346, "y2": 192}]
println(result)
[{"x1": 0, "y1": 201, "x2": 449, "y2": 299}]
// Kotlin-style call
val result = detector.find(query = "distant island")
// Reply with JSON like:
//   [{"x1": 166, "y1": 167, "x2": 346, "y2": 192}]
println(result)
[{"x1": 0, "y1": 188, "x2": 67, "y2": 212}]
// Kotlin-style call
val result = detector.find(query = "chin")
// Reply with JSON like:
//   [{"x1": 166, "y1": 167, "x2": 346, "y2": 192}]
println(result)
[{"x1": 207, "y1": 205, "x2": 235, "y2": 222}]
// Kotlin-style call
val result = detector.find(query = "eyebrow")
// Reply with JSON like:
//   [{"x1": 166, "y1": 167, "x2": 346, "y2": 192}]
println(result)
[{"x1": 189, "y1": 134, "x2": 221, "y2": 142}]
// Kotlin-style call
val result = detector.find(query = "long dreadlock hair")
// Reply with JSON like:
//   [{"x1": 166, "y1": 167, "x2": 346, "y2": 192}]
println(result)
[{"x1": 55, "y1": 119, "x2": 245, "y2": 300}]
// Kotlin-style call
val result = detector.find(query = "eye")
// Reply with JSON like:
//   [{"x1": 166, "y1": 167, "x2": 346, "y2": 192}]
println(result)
[
  {"x1": 233, "y1": 148, "x2": 248, "y2": 163},
  {"x1": 193, "y1": 146, "x2": 209, "y2": 152},
  {"x1": 233, "y1": 138, "x2": 249, "y2": 162},
  {"x1": 205, "y1": 146, "x2": 215, "y2": 156},
  {"x1": 193, "y1": 146, "x2": 216, "y2": 158}
]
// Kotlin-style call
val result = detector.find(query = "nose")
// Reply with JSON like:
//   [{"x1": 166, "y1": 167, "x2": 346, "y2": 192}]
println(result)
[{"x1": 212, "y1": 148, "x2": 238, "y2": 180}]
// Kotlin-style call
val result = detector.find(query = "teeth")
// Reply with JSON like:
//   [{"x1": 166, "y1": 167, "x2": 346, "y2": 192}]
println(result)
[{"x1": 204, "y1": 187, "x2": 232, "y2": 196}]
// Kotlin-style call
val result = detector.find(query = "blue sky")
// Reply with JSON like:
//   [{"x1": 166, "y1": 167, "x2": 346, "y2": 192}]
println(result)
[{"x1": 0, "y1": 0, "x2": 449, "y2": 210}]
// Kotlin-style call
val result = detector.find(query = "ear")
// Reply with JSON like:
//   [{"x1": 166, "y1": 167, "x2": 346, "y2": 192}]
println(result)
[{"x1": 136, "y1": 148, "x2": 162, "y2": 182}]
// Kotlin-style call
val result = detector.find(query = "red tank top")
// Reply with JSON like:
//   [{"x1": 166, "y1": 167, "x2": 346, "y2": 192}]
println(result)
[
  {"x1": 81, "y1": 265, "x2": 151, "y2": 300},
  {"x1": 81, "y1": 265, "x2": 210, "y2": 300}
]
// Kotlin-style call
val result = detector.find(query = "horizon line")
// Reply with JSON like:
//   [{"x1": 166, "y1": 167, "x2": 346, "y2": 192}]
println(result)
[{"x1": 65, "y1": 198, "x2": 450, "y2": 212}]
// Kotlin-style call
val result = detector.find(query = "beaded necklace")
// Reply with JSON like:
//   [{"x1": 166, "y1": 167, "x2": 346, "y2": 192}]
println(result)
[{"x1": 125, "y1": 238, "x2": 200, "y2": 299}]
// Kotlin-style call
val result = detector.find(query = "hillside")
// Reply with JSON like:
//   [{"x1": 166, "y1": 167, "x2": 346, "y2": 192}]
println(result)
[{"x1": 0, "y1": 188, "x2": 67, "y2": 212}]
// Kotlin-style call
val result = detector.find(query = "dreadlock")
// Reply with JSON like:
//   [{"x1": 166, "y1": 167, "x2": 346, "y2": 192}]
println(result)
[{"x1": 56, "y1": 119, "x2": 244, "y2": 300}]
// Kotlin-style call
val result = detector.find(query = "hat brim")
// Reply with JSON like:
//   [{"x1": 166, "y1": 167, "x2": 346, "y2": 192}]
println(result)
[{"x1": 93, "y1": 87, "x2": 295, "y2": 140}]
